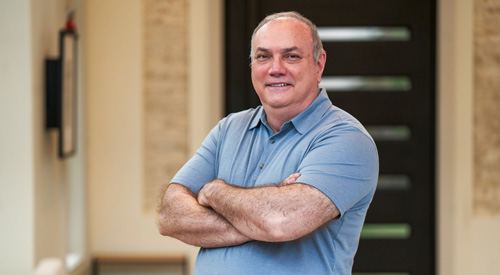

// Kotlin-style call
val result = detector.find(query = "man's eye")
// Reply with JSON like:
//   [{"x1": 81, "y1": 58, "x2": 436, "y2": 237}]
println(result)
[
  {"x1": 256, "y1": 54, "x2": 269, "y2": 60},
  {"x1": 287, "y1": 54, "x2": 301, "y2": 60}
]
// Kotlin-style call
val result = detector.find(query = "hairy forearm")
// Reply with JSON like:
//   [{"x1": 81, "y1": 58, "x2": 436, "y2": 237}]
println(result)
[
  {"x1": 158, "y1": 183, "x2": 252, "y2": 248},
  {"x1": 198, "y1": 179, "x2": 339, "y2": 242}
]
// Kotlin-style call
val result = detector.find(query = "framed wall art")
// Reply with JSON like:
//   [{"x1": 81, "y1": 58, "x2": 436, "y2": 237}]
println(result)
[{"x1": 46, "y1": 27, "x2": 78, "y2": 158}]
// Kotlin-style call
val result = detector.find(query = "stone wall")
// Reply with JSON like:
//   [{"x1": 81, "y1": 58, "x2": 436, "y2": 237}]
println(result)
[
  {"x1": 143, "y1": 0, "x2": 188, "y2": 213},
  {"x1": 474, "y1": 0, "x2": 500, "y2": 215}
]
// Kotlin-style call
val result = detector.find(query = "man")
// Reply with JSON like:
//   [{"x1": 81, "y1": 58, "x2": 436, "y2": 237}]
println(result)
[{"x1": 158, "y1": 11, "x2": 379, "y2": 274}]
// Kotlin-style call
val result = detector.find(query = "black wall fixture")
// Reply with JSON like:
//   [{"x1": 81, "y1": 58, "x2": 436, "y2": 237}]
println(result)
[{"x1": 45, "y1": 27, "x2": 78, "y2": 158}]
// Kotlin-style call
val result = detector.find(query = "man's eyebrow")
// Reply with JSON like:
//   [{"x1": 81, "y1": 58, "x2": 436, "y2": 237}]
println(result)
[
  {"x1": 255, "y1": 47, "x2": 270, "y2": 53},
  {"x1": 255, "y1": 47, "x2": 303, "y2": 53},
  {"x1": 283, "y1": 47, "x2": 301, "y2": 53}
]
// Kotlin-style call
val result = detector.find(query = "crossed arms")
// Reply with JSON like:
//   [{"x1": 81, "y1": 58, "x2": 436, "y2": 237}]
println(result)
[{"x1": 158, "y1": 174, "x2": 340, "y2": 248}]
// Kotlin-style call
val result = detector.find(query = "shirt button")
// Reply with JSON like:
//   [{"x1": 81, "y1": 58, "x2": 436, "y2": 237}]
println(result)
[
  {"x1": 270, "y1": 138, "x2": 275, "y2": 144},
  {"x1": 259, "y1": 164, "x2": 264, "y2": 169}
]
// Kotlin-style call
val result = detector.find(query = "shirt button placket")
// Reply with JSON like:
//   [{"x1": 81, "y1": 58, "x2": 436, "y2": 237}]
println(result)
[{"x1": 258, "y1": 137, "x2": 276, "y2": 171}]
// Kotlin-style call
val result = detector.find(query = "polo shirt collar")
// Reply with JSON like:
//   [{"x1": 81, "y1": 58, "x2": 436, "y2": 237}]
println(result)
[
  {"x1": 290, "y1": 88, "x2": 331, "y2": 134},
  {"x1": 249, "y1": 106, "x2": 266, "y2": 130}
]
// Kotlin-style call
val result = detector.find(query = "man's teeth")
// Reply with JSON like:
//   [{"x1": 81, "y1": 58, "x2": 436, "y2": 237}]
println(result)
[{"x1": 269, "y1": 83, "x2": 288, "y2": 87}]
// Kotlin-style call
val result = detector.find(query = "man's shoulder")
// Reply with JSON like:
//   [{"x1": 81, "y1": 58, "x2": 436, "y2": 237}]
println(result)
[
  {"x1": 315, "y1": 106, "x2": 375, "y2": 146},
  {"x1": 219, "y1": 106, "x2": 262, "y2": 129},
  {"x1": 226, "y1": 106, "x2": 261, "y2": 120}
]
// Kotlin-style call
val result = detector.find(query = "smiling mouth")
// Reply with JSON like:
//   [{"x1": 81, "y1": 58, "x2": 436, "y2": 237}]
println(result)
[{"x1": 267, "y1": 83, "x2": 291, "y2": 87}]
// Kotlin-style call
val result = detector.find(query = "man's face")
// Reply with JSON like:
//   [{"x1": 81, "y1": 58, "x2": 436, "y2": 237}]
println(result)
[{"x1": 251, "y1": 18, "x2": 326, "y2": 116}]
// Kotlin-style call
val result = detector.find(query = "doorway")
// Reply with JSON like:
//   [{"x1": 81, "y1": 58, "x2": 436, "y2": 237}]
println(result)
[{"x1": 225, "y1": 1, "x2": 436, "y2": 274}]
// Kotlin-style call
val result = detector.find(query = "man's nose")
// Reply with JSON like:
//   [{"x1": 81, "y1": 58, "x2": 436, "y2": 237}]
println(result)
[{"x1": 269, "y1": 58, "x2": 286, "y2": 76}]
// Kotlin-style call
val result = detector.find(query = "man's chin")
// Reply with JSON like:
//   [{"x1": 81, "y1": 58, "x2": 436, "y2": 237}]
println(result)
[{"x1": 263, "y1": 100, "x2": 292, "y2": 110}]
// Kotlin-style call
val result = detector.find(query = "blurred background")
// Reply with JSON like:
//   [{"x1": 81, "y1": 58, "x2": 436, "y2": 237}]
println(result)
[{"x1": 0, "y1": 0, "x2": 499, "y2": 274}]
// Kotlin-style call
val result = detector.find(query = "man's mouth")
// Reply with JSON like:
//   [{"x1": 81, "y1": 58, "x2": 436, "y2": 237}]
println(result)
[{"x1": 267, "y1": 83, "x2": 291, "y2": 87}]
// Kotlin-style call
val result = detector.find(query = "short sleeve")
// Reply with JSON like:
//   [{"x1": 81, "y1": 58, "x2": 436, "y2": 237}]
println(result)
[
  {"x1": 170, "y1": 122, "x2": 221, "y2": 195},
  {"x1": 296, "y1": 126, "x2": 379, "y2": 216}
]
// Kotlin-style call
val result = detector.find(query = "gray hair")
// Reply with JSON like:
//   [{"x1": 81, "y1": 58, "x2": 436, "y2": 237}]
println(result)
[{"x1": 249, "y1": 11, "x2": 324, "y2": 64}]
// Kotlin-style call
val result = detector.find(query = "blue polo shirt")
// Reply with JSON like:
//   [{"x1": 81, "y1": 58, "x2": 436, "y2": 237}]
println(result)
[{"x1": 172, "y1": 88, "x2": 379, "y2": 275}]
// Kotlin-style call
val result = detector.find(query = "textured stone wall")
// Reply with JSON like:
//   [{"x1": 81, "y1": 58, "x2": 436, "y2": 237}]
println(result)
[
  {"x1": 474, "y1": 0, "x2": 500, "y2": 215},
  {"x1": 143, "y1": 0, "x2": 188, "y2": 213}
]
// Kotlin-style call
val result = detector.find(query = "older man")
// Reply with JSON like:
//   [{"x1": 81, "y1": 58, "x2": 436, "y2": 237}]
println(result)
[{"x1": 159, "y1": 11, "x2": 378, "y2": 275}]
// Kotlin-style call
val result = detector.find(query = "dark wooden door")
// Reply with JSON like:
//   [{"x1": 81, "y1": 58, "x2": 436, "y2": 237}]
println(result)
[{"x1": 225, "y1": 1, "x2": 436, "y2": 274}]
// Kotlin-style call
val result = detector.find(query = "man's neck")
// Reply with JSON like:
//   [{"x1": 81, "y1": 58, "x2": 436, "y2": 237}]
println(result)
[
  {"x1": 263, "y1": 89, "x2": 321, "y2": 133},
  {"x1": 264, "y1": 106, "x2": 303, "y2": 133}
]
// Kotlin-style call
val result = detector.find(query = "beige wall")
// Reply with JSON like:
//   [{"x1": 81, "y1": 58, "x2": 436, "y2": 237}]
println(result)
[
  {"x1": 0, "y1": 0, "x2": 86, "y2": 274},
  {"x1": 85, "y1": 0, "x2": 222, "y2": 273},
  {"x1": 438, "y1": 0, "x2": 500, "y2": 274},
  {"x1": 0, "y1": 1, "x2": 34, "y2": 273}
]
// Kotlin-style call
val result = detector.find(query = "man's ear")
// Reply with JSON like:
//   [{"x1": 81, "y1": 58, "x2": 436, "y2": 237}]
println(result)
[{"x1": 316, "y1": 50, "x2": 327, "y2": 82}]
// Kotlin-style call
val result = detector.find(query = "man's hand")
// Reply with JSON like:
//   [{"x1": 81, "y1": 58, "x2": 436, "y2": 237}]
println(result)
[
  {"x1": 281, "y1": 172, "x2": 301, "y2": 186},
  {"x1": 198, "y1": 178, "x2": 225, "y2": 208}
]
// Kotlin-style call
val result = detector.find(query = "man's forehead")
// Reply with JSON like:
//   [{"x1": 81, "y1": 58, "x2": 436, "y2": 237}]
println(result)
[
  {"x1": 255, "y1": 20, "x2": 311, "y2": 42},
  {"x1": 257, "y1": 17, "x2": 309, "y2": 35}
]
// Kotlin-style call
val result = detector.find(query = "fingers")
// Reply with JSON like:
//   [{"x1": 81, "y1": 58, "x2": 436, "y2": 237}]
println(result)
[
  {"x1": 198, "y1": 179, "x2": 226, "y2": 207},
  {"x1": 197, "y1": 181, "x2": 213, "y2": 207},
  {"x1": 197, "y1": 188, "x2": 210, "y2": 207},
  {"x1": 281, "y1": 173, "x2": 301, "y2": 186}
]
